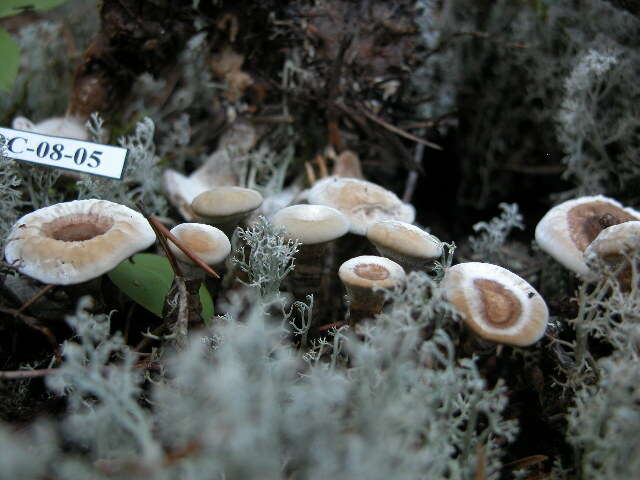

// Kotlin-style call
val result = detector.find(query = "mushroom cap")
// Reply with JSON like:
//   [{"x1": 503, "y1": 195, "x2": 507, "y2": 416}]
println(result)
[
  {"x1": 12, "y1": 116, "x2": 88, "y2": 140},
  {"x1": 367, "y1": 220, "x2": 442, "y2": 262},
  {"x1": 535, "y1": 195, "x2": 640, "y2": 277},
  {"x1": 442, "y1": 262, "x2": 548, "y2": 347},
  {"x1": 4, "y1": 199, "x2": 155, "y2": 285},
  {"x1": 584, "y1": 221, "x2": 640, "y2": 263},
  {"x1": 272, "y1": 204, "x2": 349, "y2": 244},
  {"x1": 308, "y1": 177, "x2": 415, "y2": 235},
  {"x1": 191, "y1": 187, "x2": 263, "y2": 223},
  {"x1": 168, "y1": 223, "x2": 231, "y2": 265},
  {"x1": 339, "y1": 255, "x2": 406, "y2": 290}
]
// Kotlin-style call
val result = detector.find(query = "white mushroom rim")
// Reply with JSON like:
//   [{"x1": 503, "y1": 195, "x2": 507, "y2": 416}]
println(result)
[
  {"x1": 4, "y1": 199, "x2": 156, "y2": 285},
  {"x1": 192, "y1": 186, "x2": 264, "y2": 219},
  {"x1": 367, "y1": 220, "x2": 442, "y2": 259},
  {"x1": 272, "y1": 204, "x2": 349, "y2": 245},
  {"x1": 442, "y1": 262, "x2": 548, "y2": 346}
]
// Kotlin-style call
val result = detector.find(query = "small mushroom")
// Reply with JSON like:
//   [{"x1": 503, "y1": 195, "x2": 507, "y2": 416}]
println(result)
[
  {"x1": 367, "y1": 220, "x2": 443, "y2": 272},
  {"x1": 4, "y1": 199, "x2": 155, "y2": 285},
  {"x1": 535, "y1": 195, "x2": 640, "y2": 278},
  {"x1": 441, "y1": 262, "x2": 549, "y2": 347},
  {"x1": 191, "y1": 186, "x2": 263, "y2": 236},
  {"x1": 162, "y1": 121, "x2": 260, "y2": 221},
  {"x1": 164, "y1": 223, "x2": 230, "y2": 335},
  {"x1": 308, "y1": 177, "x2": 415, "y2": 235},
  {"x1": 272, "y1": 204, "x2": 349, "y2": 309},
  {"x1": 584, "y1": 221, "x2": 640, "y2": 290},
  {"x1": 338, "y1": 255, "x2": 406, "y2": 326},
  {"x1": 167, "y1": 223, "x2": 231, "y2": 280},
  {"x1": 12, "y1": 115, "x2": 88, "y2": 140}
]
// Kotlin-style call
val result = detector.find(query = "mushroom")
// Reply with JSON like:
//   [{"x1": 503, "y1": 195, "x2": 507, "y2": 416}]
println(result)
[
  {"x1": 167, "y1": 223, "x2": 231, "y2": 280},
  {"x1": 535, "y1": 195, "x2": 640, "y2": 278},
  {"x1": 308, "y1": 177, "x2": 415, "y2": 236},
  {"x1": 366, "y1": 220, "x2": 443, "y2": 272},
  {"x1": 272, "y1": 204, "x2": 349, "y2": 310},
  {"x1": 164, "y1": 223, "x2": 230, "y2": 337},
  {"x1": 191, "y1": 186, "x2": 263, "y2": 236},
  {"x1": 162, "y1": 121, "x2": 260, "y2": 221},
  {"x1": 4, "y1": 199, "x2": 155, "y2": 285},
  {"x1": 441, "y1": 262, "x2": 548, "y2": 347},
  {"x1": 12, "y1": 115, "x2": 88, "y2": 140},
  {"x1": 584, "y1": 221, "x2": 640, "y2": 290},
  {"x1": 338, "y1": 255, "x2": 406, "y2": 326}
]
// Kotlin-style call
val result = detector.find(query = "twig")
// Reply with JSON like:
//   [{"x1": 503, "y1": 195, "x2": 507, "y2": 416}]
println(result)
[
  {"x1": 17, "y1": 284, "x2": 55, "y2": 314},
  {"x1": 0, "y1": 305, "x2": 58, "y2": 348},
  {"x1": 252, "y1": 114, "x2": 294, "y2": 124},
  {"x1": 402, "y1": 170, "x2": 419, "y2": 203},
  {"x1": 305, "y1": 161, "x2": 317, "y2": 186},
  {"x1": 0, "y1": 368, "x2": 60, "y2": 379},
  {"x1": 136, "y1": 202, "x2": 183, "y2": 277},
  {"x1": 318, "y1": 320, "x2": 346, "y2": 331},
  {"x1": 358, "y1": 107, "x2": 442, "y2": 150},
  {"x1": 316, "y1": 154, "x2": 329, "y2": 178}
]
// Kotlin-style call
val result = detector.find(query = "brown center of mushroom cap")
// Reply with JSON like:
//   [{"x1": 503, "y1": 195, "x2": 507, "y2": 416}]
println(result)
[
  {"x1": 474, "y1": 279, "x2": 522, "y2": 328},
  {"x1": 568, "y1": 202, "x2": 637, "y2": 251},
  {"x1": 42, "y1": 214, "x2": 114, "y2": 242},
  {"x1": 354, "y1": 263, "x2": 390, "y2": 281}
]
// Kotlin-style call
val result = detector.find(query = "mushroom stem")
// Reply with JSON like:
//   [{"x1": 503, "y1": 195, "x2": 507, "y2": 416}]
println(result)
[
  {"x1": 338, "y1": 256, "x2": 406, "y2": 329},
  {"x1": 345, "y1": 285, "x2": 388, "y2": 327},
  {"x1": 290, "y1": 242, "x2": 331, "y2": 302}
]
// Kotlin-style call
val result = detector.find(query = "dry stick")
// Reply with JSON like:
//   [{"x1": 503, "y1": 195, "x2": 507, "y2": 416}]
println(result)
[
  {"x1": 318, "y1": 321, "x2": 346, "y2": 332},
  {"x1": 359, "y1": 107, "x2": 443, "y2": 150},
  {"x1": 0, "y1": 368, "x2": 60, "y2": 380},
  {"x1": 305, "y1": 161, "x2": 317, "y2": 186},
  {"x1": 0, "y1": 360, "x2": 160, "y2": 381},
  {"x1": 403, "y1": 137, "x2": 424, "y2": 203},
  {"x1": 16, "y1": 284, "x2": 55, "y2": 314},
  {"x1": 144, "y1": 215, "x2": 183, "y2": 277},
  {"x1": 316, "y1": 154, "x2": 329, "y2": 178},
  {"x1": 0, "y1": 305, "x2": 58, "y2": 348}
]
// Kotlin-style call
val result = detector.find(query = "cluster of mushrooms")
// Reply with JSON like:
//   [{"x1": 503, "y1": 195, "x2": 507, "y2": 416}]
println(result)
[{"x1": 4, "y1": 120, "x2": 640, "y2": 350}]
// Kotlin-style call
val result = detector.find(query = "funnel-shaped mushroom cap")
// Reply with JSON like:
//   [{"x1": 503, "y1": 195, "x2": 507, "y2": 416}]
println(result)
[
  {"x1": 272, "y1": 204, "x2": 349, "y2": 244},
  {"x1": 12, "y1": 116, "x2": 88, "y2": 140},
  {"x1": 308, "y1": 177, "x2": 415, "y2": 235},
  {"x1": 442, "y1": 262, "x2": 548, "y2": 347},
  {"x1": 168, "y1": 223, "x2": 231, "y2": 266},
  {"x1": 191, "y1": 187, "x2": 263, "y2": 224},
  {"x1": 535, "y1": 195, "x2": 640, "y2": 277},
  {"x1": 339, "y1": 255, "x2": 406, "y2": 291},
  {"x1": 367, "y1": 220, "x2": 442, "y2": 267},
  {"x1": 4, "y1": 200, "x2": 155, "y2": 285}
]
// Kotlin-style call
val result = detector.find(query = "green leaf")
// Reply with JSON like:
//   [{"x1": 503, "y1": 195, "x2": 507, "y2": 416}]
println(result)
[
  {"x1": 108, "y1": 253, "x2": 215, "y2": 320},
  {"x1": 0, "y1": 28, "x2": 19, "y2": 93},
  {"x1": 0, "y1": 0, "x2": 70, "y2": 17}
]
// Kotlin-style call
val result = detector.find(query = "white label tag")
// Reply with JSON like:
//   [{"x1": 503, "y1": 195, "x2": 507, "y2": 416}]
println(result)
[{"x1": 0, "y1": 127, "x2": 128, "y2": 180}]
